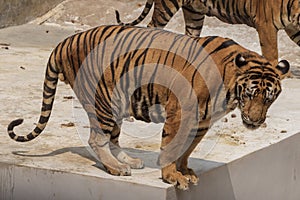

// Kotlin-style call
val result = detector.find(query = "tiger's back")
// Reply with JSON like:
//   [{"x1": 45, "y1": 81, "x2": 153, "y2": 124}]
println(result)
[{"x1": 52, "y1": 26, "x2": 261, "y2": 125}]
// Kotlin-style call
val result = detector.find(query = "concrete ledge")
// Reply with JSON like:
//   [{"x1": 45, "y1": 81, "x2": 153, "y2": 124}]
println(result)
[
  {"x1": 1, "y1": 133, "x2": 300, "y2": 200},
  {"x1": 0, "y1": 163, "x2": 172, "y2": 200}
]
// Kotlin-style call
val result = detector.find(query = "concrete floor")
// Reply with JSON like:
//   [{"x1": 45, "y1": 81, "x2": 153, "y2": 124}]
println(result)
[{"x1": 0, "y1": 0, "x2": 300, "y2": 199}]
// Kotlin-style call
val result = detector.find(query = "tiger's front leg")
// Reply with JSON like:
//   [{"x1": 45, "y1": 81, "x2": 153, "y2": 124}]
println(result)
[
  {"x1": 159, "y1": 99, "x2": 201, "y2": 190},
  {"x1": 177, "y1": 127, "x2": 208, "y2": 185},
  {"x1": 161, "y1": 128, "x2": 205, "y2": 190}
]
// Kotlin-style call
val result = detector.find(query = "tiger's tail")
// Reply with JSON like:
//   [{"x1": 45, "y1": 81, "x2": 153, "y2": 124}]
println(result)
[
  {"x1": 7, "y1": 55, "x2": 59, "y2": 142},
  {"x1": 115, "y1": 0, "x2": 153, "y2": 26}
]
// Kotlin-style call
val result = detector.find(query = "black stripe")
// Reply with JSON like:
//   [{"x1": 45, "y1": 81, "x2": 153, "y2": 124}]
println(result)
[
  {"x1": 41, "y1": 101, "x2": 53, "y2": 112},
  {"x1": 27, "y1": 133, "x2": 36, "y2": 140},
  {"x1": 156, "y1": 9, "x2": 170, "y2": 23},
  {"x1": 76, "y1": 32, "x2": 85, "y2": 70},
  {"x1": 213, "y1": 81, "x2": 226, "y2": 111},
  {"x1": 148, "y1": 61, "x2": 160, "y2": 103},
  {"x1": 95, "y1": 114, "x2": 115, "y2": 128},
  {"x1": 202, "y1": 36, "x2": 218, "y2": 48},
  {"x1": 44, "y1": 83, "x2": 56, "y2": 94},
  {"x1": 190, "y1": 36, "x2": 218, "y2": 66},
  {"x1": 134, "y1": 51, "x2": 148, "y2": 93},
  {"x1": 64, "y1": 36, "x2": 75, "y2": 78},
  {"x1": 95, "y1": 89, "x2": 113, "y2": 115},
  {"x1": 185, "y1": 24, "x2": 203, "y2": 30},
  {"x1": 210, "y1": 39, "x2": 237, "y2": 55},
  {"x1": 151, "y1": 17, "x2": 168, "y2": 27},
  {"x1": 182, "y1": 5, "x2": 202, "y2": 15},
  {"x1": 222, "y1": 51, "x2": 237, "y2": 63},
  {"x1": 110, "y1": 132, "x2": 120, "y2": 140},
  {"x1": 202, "y1": 96, "x2": 211, "y2": 120},
  {"x1": 287, "y1": 0, "x2": 294, "y2": 21},
  {"x1": 16, "y1": 136, "x2": 28, "y2": 142},
  {"x1": 95, "y1": 100, "x2": 112, "y2": 119},
  {"x1": 145, "y1": 1, "x2": 153, "y2": 9},
  {"x1": 8, "y1": 132, "x2": 16, "y2": 140},
  {"x1": 162, "y1": 130, "x2": 169, "y2": 138},
  {"x1": 161, "y1": 0, "x2": 175, "y2": 18},
  {"x1": 46, "y1": 71, "x2": 58, "y2": 82},
  {"x1": 169, "y1": 0, "x2": 180, "y2": 10},
  {"x1": 120, "y1": 54, "x2": 132, "y2": 94},
  {"x1": 38, "y1": 115, "x2": 50, "y2": 124},
  {"x1": 291, "y1": 30, "x2": 300, "y2": 40},
  {"x1": 225, "y1": 90, "x2": 231, "y2": 105},
  {"x1": 280, "y1": 1, "x2": 286, "y2": 27},
  {"x1": 7, "y1": 119, "x2": 24, "y2": 131},
  {"x1": 34, "y1": 126, "x2": 43, "y2": 134}
]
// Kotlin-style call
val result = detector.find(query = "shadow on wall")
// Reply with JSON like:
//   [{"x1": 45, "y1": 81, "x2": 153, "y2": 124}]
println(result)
[{"x1": 0, "y1": 0, "x2": 64, "y2": 28}]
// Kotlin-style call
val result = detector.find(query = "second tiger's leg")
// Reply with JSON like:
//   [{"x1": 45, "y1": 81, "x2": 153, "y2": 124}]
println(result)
[
  {"x1": 182, "y1": 4, "x2": 205, "y2": 37},
  {"x1": 285, "y1": 24, "x2": 300, "y2": 46},
  {"x1": 147, "y1": 0, "x2": 178, "y2": 28},
  {"x1": 257, "y1": 25, "x2": 279, "y2": 65},
  {"x1": 109, "y1": 122, "x2": 144, "y2": 169}
]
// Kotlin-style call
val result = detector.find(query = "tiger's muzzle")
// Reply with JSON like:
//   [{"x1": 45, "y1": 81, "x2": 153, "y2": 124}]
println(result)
[{"x1": 241, "y1": 113, "x2": 265, "y2": 129}]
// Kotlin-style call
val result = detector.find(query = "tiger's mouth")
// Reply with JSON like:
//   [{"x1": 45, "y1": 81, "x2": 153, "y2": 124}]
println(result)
[{"x1": 241, "y1": 114, "x2": 265, "y2": 130}]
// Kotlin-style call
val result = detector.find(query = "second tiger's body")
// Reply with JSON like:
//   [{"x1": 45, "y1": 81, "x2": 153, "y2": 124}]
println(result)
[{"x1": 116, "y1": 0, "x2": 300, "y2": 63}]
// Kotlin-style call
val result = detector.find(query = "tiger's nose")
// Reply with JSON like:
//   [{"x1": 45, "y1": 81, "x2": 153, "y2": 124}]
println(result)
[{"x1": 241, "y1": 114, "x2": 265, "y2": 129}]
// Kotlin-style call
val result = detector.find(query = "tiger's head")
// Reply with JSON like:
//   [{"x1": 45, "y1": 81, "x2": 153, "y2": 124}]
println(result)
[{"x1": 233, "y1": 53, "x2": 290, "y2": 129}]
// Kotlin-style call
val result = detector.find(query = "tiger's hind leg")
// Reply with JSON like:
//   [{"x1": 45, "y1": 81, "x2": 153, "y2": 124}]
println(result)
[
  {"x1": 109, "y1": 121, "x2": 144, "y2": 169},
  {"x1": 182, "y1": 4, "x2": 205, "y2": 37},
  {"x1": 85, "y1": 105, "x2": 131, "y2": 176}
]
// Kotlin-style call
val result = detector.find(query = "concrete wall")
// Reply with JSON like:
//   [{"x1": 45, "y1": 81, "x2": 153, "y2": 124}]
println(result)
[{"x1": 0, "y1": 0, "x2": 64, "y2": 28}]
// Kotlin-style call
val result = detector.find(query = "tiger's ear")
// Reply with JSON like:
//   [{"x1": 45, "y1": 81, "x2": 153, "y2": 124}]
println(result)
[
  {"x1": 235, "y1": 53, "x2": 247, "y2": 68},
  {"x1": 276, "y1": 60, "x2": 290, "y2": 79}
]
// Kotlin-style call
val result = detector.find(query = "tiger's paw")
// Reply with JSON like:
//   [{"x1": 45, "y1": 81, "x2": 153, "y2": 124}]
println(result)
[
  {"x1": 125, "y1": 157, "x2": 144, "y2": 169},
  {"x1": 180, "y1": 168, "x2": 199, "y2": 185},
  {"x1": 163, "y1": 171, "x2": 190, "y2": 190},
  {"x1": 114, "y1": 151, "x2": 144, "y2": 169},
  {"x1": 104, "y1": 162, "x2": 131, "y2": 176}
]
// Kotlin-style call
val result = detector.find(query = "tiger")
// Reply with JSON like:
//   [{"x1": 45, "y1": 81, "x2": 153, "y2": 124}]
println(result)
[
  {"x1": 115, "y1": 0, "x2": 300, "y2": 64},
  {"x1": 7, "y1": 25, "x2": 289, "y2": 190}
]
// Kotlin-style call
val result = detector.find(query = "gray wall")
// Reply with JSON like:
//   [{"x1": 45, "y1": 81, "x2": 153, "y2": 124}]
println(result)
[{"x1": 0, "y1": 0, "x2": 64, "y2": 28}]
